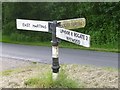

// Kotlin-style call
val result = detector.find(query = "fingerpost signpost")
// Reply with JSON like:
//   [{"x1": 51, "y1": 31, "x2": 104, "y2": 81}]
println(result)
[{"x1": 16, "y1": 18, "x2": 90, "y2": 80}]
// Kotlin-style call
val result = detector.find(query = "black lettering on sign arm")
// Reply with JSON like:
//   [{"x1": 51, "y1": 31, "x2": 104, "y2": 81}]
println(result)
[
  {"x1": 22, "y1": 23, "x2": 25, "y2": 27},
  {"x1": 39, "y1": 24, "x2": 43, "y2": 28},
  {"x1": 82, "y1": 35, "x2": 85, "y2": 40},
  {"x1": 86, "y1": 36, "x2": 88, "y2": 41},
  {"x1": 67, "y1": 31, "x2": 70, "y2": 35},
  {"x1": 74, "y1": 32, "x2": 77, "y2": 37},
  {"x1": 66, "y1": 36, "x2": 69, "y2": 40},
  {"x1": 60, "y1": 29, "x2": 63, "y2": 33},
  {"x1": 33, "y1": 24, "x2": 38, "y2": 27},
  {"x1": 39, "y1": 24, "x2": 46, "y2": 29},
  {"x1": 44, "y1": 25, "x2": 46, "y2": 29},
  {"x1": 22, "y1": 23, "x2": 30, "y2": 27},
  {"x1": 71, "y1": 32, "x2": 73, "y2": 36}
]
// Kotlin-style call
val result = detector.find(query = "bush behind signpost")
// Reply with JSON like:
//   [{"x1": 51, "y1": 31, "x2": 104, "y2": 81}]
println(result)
[{"x1": 2, "y1": 2, "x2": 119, "y2": 52}]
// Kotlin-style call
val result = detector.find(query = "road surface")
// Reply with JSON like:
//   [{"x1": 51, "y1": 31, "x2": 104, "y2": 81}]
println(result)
[{"x1": 0, "y1": 42, "x2": 118, "y2": 68}]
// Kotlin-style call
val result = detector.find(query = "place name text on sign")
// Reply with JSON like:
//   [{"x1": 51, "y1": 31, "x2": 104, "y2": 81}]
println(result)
[
  {"x1": 56, "y1": 27, "x2": 90, "y2": 47},
  {"x1": 16, "y1": 19, "x2": 49, "y2": 32}
]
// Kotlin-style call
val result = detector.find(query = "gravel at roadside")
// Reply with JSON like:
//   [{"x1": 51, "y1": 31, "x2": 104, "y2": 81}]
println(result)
[
  {"x1": 0, "y1": 57, "x2": 118, "y2": 88},
  {"x1": 0, "y1": 57, "x2": 32, "y2": 72}
]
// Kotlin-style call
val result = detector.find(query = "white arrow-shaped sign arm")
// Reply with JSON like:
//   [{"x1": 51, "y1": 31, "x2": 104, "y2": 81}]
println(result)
[
  {"x1": 16, "y1": 19, "x2": 49, "y2": 32},
  {"x1": 56, "y1": 27, "x2": 90, "y2": 47}
]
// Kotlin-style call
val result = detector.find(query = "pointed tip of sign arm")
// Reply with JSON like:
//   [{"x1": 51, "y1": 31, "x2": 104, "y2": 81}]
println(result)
[{"x1": 82, "y1": 18, "x2": 86, "y2": 28}]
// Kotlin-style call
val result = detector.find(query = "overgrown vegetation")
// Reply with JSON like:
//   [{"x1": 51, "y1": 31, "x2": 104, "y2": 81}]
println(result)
[
  {"x1": 24, "y1": 69, "x2": 80, "y2": 88},
  {"x1": 2, "y1": 2, "x2": 119, "y2": 52}
]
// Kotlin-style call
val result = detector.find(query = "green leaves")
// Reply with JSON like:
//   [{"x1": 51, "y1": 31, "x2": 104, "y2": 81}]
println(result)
[{"x1": 2, "y1": 2, "x2": 119, "y2": 50}]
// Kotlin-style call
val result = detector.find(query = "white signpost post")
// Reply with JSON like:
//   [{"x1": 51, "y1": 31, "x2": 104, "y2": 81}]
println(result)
[{"x1": 16, "y1": 18, "x2": 90, "y2": 80}]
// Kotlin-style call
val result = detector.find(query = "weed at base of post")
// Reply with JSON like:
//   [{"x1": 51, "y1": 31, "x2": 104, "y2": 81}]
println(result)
[{"x1": 24, "y1": 69, "x2": 80, "y2": 88}]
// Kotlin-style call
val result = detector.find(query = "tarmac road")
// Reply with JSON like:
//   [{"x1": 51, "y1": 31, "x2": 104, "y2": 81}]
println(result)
[{"x1": 0, "y1": 42, "x2": 118, "y2": 68}]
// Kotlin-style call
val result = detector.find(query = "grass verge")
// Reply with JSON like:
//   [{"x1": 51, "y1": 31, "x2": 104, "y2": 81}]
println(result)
[
  {"x1": 1, "y1": 35, "x2": 119, "y2": 53},
  {"x1": 24, "y1": 69, "x2": 80, "y2": 88},
  {"x1": 1, "y1": 62, "x2": 118, "y2": 88},
  {"x1": 0, "y1": 65, "x2": 34, "y2": 76},
  {"x1": 102, "y1": 67, "x2": 119, "y2": 72},
  {"x1": 0, "y1": 70, "x2": 14, "y2": 76}
]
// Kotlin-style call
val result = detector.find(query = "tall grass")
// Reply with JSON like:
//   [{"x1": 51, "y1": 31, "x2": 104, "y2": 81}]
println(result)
[{"x1": 24, "y1": 69, "x2": 81, "y2": 88}]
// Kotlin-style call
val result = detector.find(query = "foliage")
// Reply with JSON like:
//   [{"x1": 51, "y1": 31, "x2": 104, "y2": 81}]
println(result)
[
  {"x1": 24, "y1": 69, "x2": 80, "y2": 88},
  {"x1": 2, "y1": 2, "x2": 119, "y2": 50}
]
